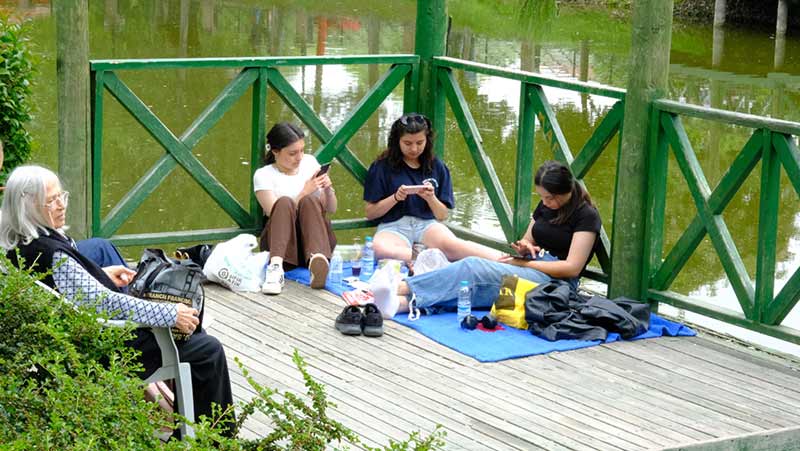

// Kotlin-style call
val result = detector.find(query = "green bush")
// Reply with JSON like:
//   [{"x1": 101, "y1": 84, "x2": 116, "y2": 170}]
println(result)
[
  {"x1": 0, "y1": 255, "x2": 446, "y2": 450},
  {"x1": 0, "y1": 16, "x2": 34, "y2": 183}
]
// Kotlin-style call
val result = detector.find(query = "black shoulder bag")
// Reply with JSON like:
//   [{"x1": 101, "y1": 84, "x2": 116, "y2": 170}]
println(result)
[{"x1": 129, "y1": 248, "x2": 205, "y2": 341}]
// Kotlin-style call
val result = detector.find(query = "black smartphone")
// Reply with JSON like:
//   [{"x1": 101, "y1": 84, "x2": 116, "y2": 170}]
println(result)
[{"x1": 316, "y1": 163, "x2": 331, "y2": 177}]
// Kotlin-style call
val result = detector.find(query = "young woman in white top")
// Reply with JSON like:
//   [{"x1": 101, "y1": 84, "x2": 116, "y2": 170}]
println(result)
[{"x1": 253, "y1": 123, "x2": 337, "y2": 294}]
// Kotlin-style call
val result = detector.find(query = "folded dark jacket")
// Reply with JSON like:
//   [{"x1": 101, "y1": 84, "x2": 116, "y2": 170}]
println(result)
[{"x1": 524, "y1": 280, "x2": 650, "y2": 341}]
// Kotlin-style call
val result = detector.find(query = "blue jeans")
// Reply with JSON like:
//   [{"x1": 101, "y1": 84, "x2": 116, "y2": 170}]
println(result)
[
  {"x1": 405, "y1": 254, "x2": 578, "y2": 313},
  {"x1": 77, "y1": 238, "x2": 127, "y2": 268}
]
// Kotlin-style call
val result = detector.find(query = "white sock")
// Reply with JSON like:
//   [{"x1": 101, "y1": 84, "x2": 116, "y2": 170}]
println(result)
[{"x1": 371, "y1": 267, "x2": 399, "y2": 319}]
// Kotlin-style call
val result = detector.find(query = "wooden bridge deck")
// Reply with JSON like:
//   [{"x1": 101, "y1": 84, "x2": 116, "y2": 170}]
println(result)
[{"x1": 203, "y1": 282, "x2": 800, "y2": 451}]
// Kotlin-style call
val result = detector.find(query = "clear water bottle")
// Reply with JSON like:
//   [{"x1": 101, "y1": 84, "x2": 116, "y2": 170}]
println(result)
[
  {"x1": 457, "y1": 280, "x2": 472, "y2": 323},
  {"x1": 329, "y1": 251, "x2": 343, "y2": 286},
  {"x1": 361, "y1": 236, "x2": 375, "y2": 279}
]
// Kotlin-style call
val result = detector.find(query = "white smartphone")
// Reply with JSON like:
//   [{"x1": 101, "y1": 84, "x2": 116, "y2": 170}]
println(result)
[{"x1": 404, "y1": 184, "x2": 429, "y2": 194}]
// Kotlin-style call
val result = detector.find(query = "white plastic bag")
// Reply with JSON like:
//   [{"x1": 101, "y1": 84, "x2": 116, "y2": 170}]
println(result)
[
  {"x1": 203, "y1": 234, "x2": 269, "y2": 292},
  {"x1": 413, "y1": 248, "x2": 450, "y2": 275}
]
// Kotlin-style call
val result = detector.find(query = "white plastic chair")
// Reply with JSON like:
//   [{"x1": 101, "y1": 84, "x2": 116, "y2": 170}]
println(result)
[{"x1": 23, "y1": 274, "x2": 196, "y2": 438}]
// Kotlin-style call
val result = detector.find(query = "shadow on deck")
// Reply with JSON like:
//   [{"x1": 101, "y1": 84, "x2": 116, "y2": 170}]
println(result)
[{"x1": 203, "y1": 282, "x2": 800, "y2": 451}]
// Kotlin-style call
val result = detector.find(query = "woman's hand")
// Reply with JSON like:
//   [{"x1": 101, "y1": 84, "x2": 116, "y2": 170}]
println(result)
[
  {"x1": 395, "y1": 185, "x2": 410, "y2": 202},
  {"x1": 301, "y1": 174, "x2": 320, "y2": 197},
  {"x1": 175, "y1": 303, "x2": 200, "y2": 335},
  {"x1": 103, "y1": 265, "x2": 137, "y2": 287},
  {"x1": 510, "y1": 239, "x2": 540, "y2": 259},
  {"x1": 315, "y1": 173, "x2": 333, "y2": 191},
  {"x1": 498, "y1": 254, "x2": 533, "y2": 267},
  {"x1": 416, "y1": 183, "x2": 436, "y2": 202}
]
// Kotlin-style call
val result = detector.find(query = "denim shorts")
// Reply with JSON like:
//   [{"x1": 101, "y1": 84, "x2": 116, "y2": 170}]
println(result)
[{"x1": 375, "y1": 216, "x2": 438, "y2": 247}]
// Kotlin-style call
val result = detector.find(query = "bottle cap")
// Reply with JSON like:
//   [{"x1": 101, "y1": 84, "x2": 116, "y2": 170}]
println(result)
[
  {"x1": 460, "y1": 280, "x2": 469, "y2": 286},
  {"x1": 365, "y1": 236, "x2": 373, "y2": 242}
]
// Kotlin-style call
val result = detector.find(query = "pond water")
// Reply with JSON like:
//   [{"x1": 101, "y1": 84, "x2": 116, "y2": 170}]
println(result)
[{"x1": 6, "y1": 0, "x2": 800, "y2": 350}]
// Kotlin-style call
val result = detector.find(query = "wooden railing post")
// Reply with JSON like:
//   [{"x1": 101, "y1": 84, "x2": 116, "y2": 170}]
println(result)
[
  {"x1": 56, "y1": 0, "x2": 91, "y2": 239},
  {"x1": 609, "y1": 0, "x2": 674, "y2": 301},
  {"x1": 414, "y1": 0, "x2": 447, "y2": 153}
]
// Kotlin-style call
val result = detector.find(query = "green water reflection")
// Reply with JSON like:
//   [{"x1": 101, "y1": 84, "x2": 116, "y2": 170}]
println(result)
[{"x1": 8, "y1": 0, "x2": 800, "y2": 326}]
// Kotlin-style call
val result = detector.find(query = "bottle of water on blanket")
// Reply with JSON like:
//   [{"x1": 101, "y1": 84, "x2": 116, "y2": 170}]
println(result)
[
  {"x1": 457, "y1": 280, "x2": 472, "y2": 323},
  {"x1": 329, "y1": 251, "x2": 343, "y2": 287},
  {"x1": 361, "y1": 236, "x2": 375, "y2": 280}
]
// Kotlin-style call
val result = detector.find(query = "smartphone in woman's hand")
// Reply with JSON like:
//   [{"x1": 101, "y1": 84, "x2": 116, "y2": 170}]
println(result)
[
  {"x1": 404, "y1": 184, "x2": 429, "y2": 194},
  {"x1": 315, "y1": 163, "x2": 331, "y2": 177}
]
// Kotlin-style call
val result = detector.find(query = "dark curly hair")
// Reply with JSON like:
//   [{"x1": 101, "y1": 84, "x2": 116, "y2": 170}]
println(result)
[
  {"x1": 534, "y1": 160, "x2": 593, "y2": 225},
  {"x1": 376, "y1": 113, "x2": 435, "y2": 173}
]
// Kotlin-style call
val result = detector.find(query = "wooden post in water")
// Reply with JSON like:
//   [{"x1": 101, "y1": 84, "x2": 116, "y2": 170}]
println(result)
[
  {"x1": 413, "y1": 0, "x2": 447, "y2": 148},
  {"x1": 713, "y1": 0, "x2": 726, "y2": 27},
  {"x1": 55, "y1": 0, "x2": 90, "y2": 239},
  {"x1": 775, "y1": 0, "x2": 788, "y2": 69},
  {"x1": 609, "y1": 0, "x2": 674, "y2": 300}
]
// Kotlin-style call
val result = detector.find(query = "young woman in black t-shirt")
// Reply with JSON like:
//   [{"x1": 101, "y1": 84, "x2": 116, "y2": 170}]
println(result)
[{"x1": 370, "y1": 160, "x2": 601, "y2": 318}]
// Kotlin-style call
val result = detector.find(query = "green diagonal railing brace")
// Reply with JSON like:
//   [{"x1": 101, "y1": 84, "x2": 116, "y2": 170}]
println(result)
[{"x1": 89, "y1": 53, "x2": 800, "y2": 346}]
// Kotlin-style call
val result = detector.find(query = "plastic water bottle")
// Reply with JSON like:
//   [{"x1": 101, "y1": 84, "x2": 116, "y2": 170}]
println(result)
[
  {"x1": 361, "y1": 236, "x2": 375, "y2": 279},
  {"x1": 457, "y1": 280, "x2": 472, "y2": 323},
  {"x1": 329, "y1": 251, "x2": 343, "y2": 286}
]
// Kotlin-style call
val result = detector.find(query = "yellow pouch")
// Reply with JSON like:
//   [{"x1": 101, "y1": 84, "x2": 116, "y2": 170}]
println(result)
[{"x1": 490, "y1": 274, "x2": 538, "y2": 329}]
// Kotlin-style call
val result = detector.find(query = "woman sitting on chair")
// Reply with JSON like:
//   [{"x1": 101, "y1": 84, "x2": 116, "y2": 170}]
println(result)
[{"x1": 0, "y1": 165, "x2": 235, "y2": 436}]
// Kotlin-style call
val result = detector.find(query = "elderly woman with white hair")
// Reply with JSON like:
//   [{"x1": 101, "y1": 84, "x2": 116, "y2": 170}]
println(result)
[{"x1": 0, "y1": 165, "x2": 235, "y2": 437}]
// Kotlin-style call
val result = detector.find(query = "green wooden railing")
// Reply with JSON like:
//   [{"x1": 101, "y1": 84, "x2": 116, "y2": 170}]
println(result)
[
  {"x1": 89, "y1": 54, "x2": 800, "y2": 345},
  {"x1": 90, "y1": 55, "x2": 419, "y2": 246},
  {"x1": 644, "y1": 100, "x2": 800, "y2": 344},
  {"x1": 431, "y1": 56, "x2": 625, "y2": 282}
]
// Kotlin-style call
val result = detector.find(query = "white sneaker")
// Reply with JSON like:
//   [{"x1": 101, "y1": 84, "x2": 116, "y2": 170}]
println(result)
[
  {"x1": 308, "y1": 253, "x2": 329, "y2": 289},
  {"x1": 261, "y1": 263, "x2": 285, "y2": 294}
]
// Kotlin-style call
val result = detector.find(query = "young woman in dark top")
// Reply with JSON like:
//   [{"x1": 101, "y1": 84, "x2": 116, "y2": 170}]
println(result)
[
  {"x1": 364, "y1": 113, "x2": 501, "y2": 262},
  {"x1": 371, "y1": 160, "x2": 601, "y2": 318}
]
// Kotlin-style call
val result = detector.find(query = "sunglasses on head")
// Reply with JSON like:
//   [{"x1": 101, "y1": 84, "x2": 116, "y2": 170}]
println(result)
[
  {"x1": 460, "y1": 314, "x2": 498, "y2": 330},
  {"x1": 399, "y1": 113, "x2": 427, "y2": 127}
]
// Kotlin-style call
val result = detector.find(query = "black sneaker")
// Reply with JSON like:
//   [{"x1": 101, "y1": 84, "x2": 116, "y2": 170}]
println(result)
[
  {"x1": 335, "y1": 306, "x2": 363, "y2": 336},
  {"x1": 362, "y1": 303, "x2": 384, "y2": 337},
  {"x1": 175, "y1": 244, "x2": 214, "y2": 268}
]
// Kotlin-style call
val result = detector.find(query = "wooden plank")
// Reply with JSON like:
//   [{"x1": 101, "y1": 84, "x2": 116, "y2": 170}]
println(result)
[
  {"x1": 210, "y1": 297, "x2": 574, "y2": 450},
  {"x1": 654, "y1": 99, "x2": 800, "y2": 137},
  {"x1": 209, "y1": 289, "x2": 638, "y2": 450},
  {"x1": 213, "y1": 287, "x2": 683, "y2": 449},
  {"x1": 226, "y1": 286, "x2": 726, "y2": 446},
  {"x1": 201, "y1": 283, "x2": 800, "y2": 450},
  {"x1": 638, "y1": 339, "x2": 800, "y2": 405},
  {"x1": 90, "y1": 54, "x2": 420, "y2": 71},
  {"x1": 655, "y1": 337, "x2": 800, "y2": 390},
  {"x1": 613, "y1": 340, "x2": 800, "y2": 419},
  {"x1": 574, "y1": 345, "x2": 791, "y2": 430},
  {"x1": 208, "y1": 292, "x2": 513, "y2": 450},
  {"x1": 661, "y1": 425, "x2": 800, "y2": 451},
  {"x1": 247, "y1": 291, "x2": 659, "y2": 450},
  {"x1": 546, "y1": 347, "x2": 752, "y2": 439},
  {"x1": 433, "y1": 56, "x2": 625, "y2": 100}
]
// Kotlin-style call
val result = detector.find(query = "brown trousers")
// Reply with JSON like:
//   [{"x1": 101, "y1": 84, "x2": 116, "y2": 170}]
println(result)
[{"x1": 259, "y1": 196, "x2": 336, "y2": 267}]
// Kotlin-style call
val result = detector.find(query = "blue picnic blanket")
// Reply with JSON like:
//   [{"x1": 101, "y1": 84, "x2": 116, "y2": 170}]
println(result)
[
  {"x1": 286, "y1": 264, "x2": 696, "y2": 362},
  {"x1": 394, "y1": 311, "x2": 695, "y2": 362}
]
